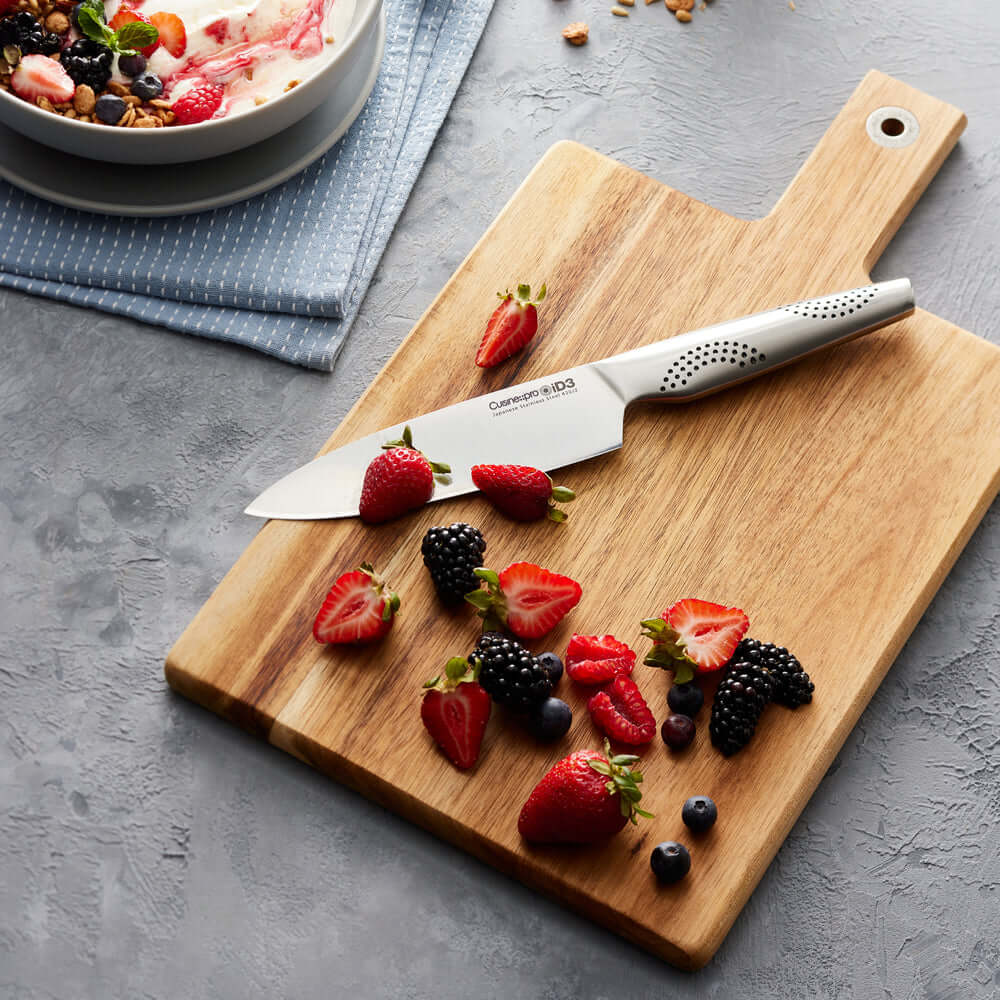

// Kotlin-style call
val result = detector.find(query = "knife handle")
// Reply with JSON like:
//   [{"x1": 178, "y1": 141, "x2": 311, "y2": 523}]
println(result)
[{"x1": 592, "y1": 279, "x2": 914, "y2": 404}]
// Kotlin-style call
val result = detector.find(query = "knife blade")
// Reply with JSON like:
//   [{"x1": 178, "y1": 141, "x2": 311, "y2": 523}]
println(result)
[{"x1": 246, "y1": 278, "x2": 914, "y2": 520}]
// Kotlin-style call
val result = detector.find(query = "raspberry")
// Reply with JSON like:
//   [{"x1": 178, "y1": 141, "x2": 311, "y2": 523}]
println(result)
[{"x1": 171, "y1": 82, "x2": 223, "y2": 125}]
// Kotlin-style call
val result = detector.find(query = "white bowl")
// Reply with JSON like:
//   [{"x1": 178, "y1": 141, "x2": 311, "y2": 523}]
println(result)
[{"x1": 0, "y1": 0, "x2": 382, "y2": 164}]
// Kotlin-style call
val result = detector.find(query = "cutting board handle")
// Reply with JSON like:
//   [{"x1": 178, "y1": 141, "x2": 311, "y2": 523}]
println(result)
[{"x1": 762, "y1": 71, "x2": 966, "y2": 278}]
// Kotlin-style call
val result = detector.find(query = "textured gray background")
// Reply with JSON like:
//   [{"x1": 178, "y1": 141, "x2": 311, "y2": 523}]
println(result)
[{"x1": 2, "y1": 0, "x2": 999, "y2": 997}]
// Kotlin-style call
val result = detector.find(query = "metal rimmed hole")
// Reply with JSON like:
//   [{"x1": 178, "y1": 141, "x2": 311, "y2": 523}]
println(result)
[{"x1": 866, "y1": 106, "x2": 919, "y2": 149}]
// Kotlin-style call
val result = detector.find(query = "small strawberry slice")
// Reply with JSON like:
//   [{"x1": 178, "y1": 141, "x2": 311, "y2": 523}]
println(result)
[
  {"x1": 587, "y1": 674, "x2": 656, "y2": 746},
  {"x1": 11, "y1": 55, "x2": 76, "y2": 105},
  {"x1": 517, "y1": 738, "x2": 651, "y2": 844},
  {"x1": 470, "y1": 464, "x2": 575, "y2": 523},
  {"x1": 149, "y1": 12, "x2": 186, "y2": 57},
  {"x1": 109, "y1": 4, "x2": 160, "y2": 56},
  {"x1": 642, "y1": 598, "x2": 750, "y2": 684},
  {"x1": 475, "y1": 282, "x2": 546, "y2": 368},
  {"x1": 171, "y1": 82, "x2": 224, "y2": 125},
  {"x1": 421, "y1": 656, "x2": 492, "y2": 770},
  {"x1": 467, "y1": 562, "x2": 582, "y2": 640},
  {"x1": 565, "y1": 634, "x2": 636, "y2": 685},
  {"x1": 312, "y1": 563, "x2": 400, "y2": 644},
  {"x1": 358, "y1": 425, "x2": 451, "y2": 524}
]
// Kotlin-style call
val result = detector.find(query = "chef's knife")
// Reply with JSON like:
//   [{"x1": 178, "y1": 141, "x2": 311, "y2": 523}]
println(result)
[{"x1": 246, "y1": 279, "x2": 914, "y2": 520}]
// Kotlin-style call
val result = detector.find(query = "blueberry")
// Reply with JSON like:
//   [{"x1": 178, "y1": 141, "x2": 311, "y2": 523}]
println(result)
[
  {"x1": 681, "y1": 796, "x2": 717, "y2": 834},
  {"x1": 130, "y1": 71, "x2": 162, "y2": 100},
  {"x1": 536, "y1": 651, "x2": 563, "y2": 686},
  {"x1": 95, "y1": 94, "x2": 127, "y2": 125},
  {"x1": 70, "y1": 2, "x2": 83, "y2": 29},
  {"x1": 650, "y1": 841, "x2": 691, "y2": 884},
  {"x1": 667, "y1": 681, "x2": 704, "y2": 718},
  {"x1": 118, "y1": 52, "x2": 146, "y2": 78},
  {"x1": 661, "y1": 713, "x2": 696, "y2": 750},
  {"x1": 524, "y1": 697, "x2": 572, "y2": 742}
]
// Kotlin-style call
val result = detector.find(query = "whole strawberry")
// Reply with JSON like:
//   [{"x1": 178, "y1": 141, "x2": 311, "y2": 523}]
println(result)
[
  {"x1": 466, "y1": 561, "x2": 582, "y2": 640},
  {"x1": 421, "y1": 657, "x2": 492, "y2": 770},
  {"x1": 359, "y1": 425, "x2": 450, "y2": 524},
  {"x1": 470, "y1": 464, "x2": 575, "y2": 522},
  {"x1": 642, "y1": 598, "x2": 750, "y2": 684},
  {"x1": 475, "y1": 283, "x2": 547, "y2": 368},
  {"x1": 313, "y1": 563, "x2": 400, "y2": 644},
  {"x1": 518, "y1": 738, "x2": 651, "y2": 844}
]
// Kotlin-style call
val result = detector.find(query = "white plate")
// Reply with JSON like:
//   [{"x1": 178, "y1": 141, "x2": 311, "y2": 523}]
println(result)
[{"x1": 0, "y1": 7, "x2": 385, "y2": 217}]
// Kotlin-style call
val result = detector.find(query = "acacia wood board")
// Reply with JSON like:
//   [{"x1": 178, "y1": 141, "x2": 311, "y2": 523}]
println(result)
[{"x1": 166, "y1": 72, "x2": 1000, "y2": 969}]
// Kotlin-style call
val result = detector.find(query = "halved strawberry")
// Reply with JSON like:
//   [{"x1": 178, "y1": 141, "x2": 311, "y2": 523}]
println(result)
[
  {"x1": 466, "y1": 562, "x2": 582, "y2": 640},
  {"x1": 312, "y1": 563, "x2": 400, "y2": 644},
  {"x1": 587, "y1": 674, "x2": 656, "y2": 746},
  {"x1": 11, "y1": 55, "x2": 76, "y2": 105},
  {"x1": 565, "y1": 634, "x2": 636, "y2": 685},
  {"x1": 109, "y1": 4, "x2": 160, "y2": 56},
  {"x1": 470, "y1": 464, "x2": 575, "y2": 522},
  {"x1": 642, "y1": 598, "x2": 749, "y2": 683},
  {"x1": 475, "y1": 282, "x2": 546, "y2": 368},
  {"x1": 421, "y1": 657, "x2": 492, "y2": 770},
  {"x1": 149, "y1": 12, "x2": 186, "y2": 57}
]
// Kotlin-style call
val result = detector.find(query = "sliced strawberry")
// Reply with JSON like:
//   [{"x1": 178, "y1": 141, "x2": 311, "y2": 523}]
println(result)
[
  {"x1": 150, "y1": 11, "x2": 186, "y2": 57},
  {"x1": 171, "y1": 82, "x2": 224, "y2": 125},
  {"x1": 587, "y1": 675, "x2": 656, "y2": 746},
  {"x1": 357, "y1": 425, "x2": 451, "y2": 524},
  {"x1": 110, "y1": 4, "x2": 160, "y2": 56},
  {"x1": 470, "y1": 464, "x2": 575, "y2": 523},
  {"x1": 475, "y1": 282, "x2": 546, "y2": 368},
  {"x1": 565, "y1": 634, "x2": 636, "y2": 685},
  {"x1": 312, "y1": 563, "x2": 400, "y2": 644},
  {"x1": 467, "y1": 562, "x2": 582, "y2": 640},
  {"x1": 11, "y1": 55, "x2": 76, "y2": 105},
  {"x1": 642, "y1": 598, "x2": 749, "y2": 684},
  {"x1": 420, "y1": 657, "x2": 492, "y2": 770}
]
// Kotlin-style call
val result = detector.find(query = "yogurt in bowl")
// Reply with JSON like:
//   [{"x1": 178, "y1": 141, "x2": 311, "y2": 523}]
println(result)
[{"x1": 114, "y1": 0, "x2": 358, "y2": 121}]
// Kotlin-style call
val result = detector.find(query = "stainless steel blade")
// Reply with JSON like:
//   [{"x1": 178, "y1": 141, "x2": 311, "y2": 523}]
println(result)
[{"x1": 244, "y1": 364, "x2": 626, "y2": 519}]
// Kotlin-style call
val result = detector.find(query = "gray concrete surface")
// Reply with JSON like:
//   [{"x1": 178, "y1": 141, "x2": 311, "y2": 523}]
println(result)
[{"x1": 3, "y1": 1, "x2": 999, "y2": 996}]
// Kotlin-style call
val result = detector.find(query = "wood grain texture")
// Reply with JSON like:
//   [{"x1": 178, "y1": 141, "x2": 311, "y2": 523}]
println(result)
[{"x1": 165, "y1": 72, "x2": 1000, "y2": 968}]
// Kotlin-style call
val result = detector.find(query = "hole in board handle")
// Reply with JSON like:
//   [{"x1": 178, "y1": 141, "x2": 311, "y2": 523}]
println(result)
[{"x1": 866, "y1": 106, "x2": 919, "y2": 149}]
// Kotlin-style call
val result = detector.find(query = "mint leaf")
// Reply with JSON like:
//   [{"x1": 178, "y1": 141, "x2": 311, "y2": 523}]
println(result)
[
  {"x1": 116, "y1": 21, "x2": 158, "y2": 50},
  {"x1": 76, "y1": 7, "x2": 115, "y2": 46},
  {"x1": 80, "y1": 0, "x2": 107, "y2": 22}
]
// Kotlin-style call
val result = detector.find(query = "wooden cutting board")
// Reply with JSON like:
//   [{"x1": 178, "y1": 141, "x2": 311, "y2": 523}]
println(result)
[{"x1": 166, "y1": 72, "x2": 1000, "y2": 969}]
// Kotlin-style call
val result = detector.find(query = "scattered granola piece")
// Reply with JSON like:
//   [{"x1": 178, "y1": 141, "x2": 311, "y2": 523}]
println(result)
[
  {"x1": 284, "y1": 78, "x2": 300, "y2": 91},
  {"x1": 789, "y1": 0, "x2": 796, "y2": 8},
  {"x1": 72, "y1": 83, "x2": 95, "y2": 115},
  {"x1": 675, "y1": 8, "x2": 692, "y2": 19},
  {"x1": 44, "y1": 11, "x2": 70, "y2": 34},
  {"x1": 619, "y1": 0, "x2": 635, "y2": 5},
  {"x1": 561, "y1": 20, "x2": 588, "y2": 44},
  {"x1": 666, "y1": 0, "x2": 694, "y2": 9},
  {"x1": 611, "y1": 5, "x2": 629, "y2": 14}
]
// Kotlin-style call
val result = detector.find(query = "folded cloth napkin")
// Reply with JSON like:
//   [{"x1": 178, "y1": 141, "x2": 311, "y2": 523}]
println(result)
[{"x1": 0, "y1": 0, "x2": 494, "y2": 371}]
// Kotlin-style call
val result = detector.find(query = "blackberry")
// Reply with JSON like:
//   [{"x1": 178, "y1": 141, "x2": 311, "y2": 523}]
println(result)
[
  {"x1": 60, "y1": 38, "x2": 113, "y2": 91},
  {"x1": 471, "y1": 633, "x2": 552, "y2": 713},
  {"x1": 709, "y1": 657, "x2": 773, "y2": 756},
  {"x1": 0, "y1": 12, "x2": 63, "y2": 56},
  {"x1": 421, "y1": 522, "x2": 486, "y2": 604},
  {"x1": 733, "y1": 637, "x2": 814, "y2": 708}
]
